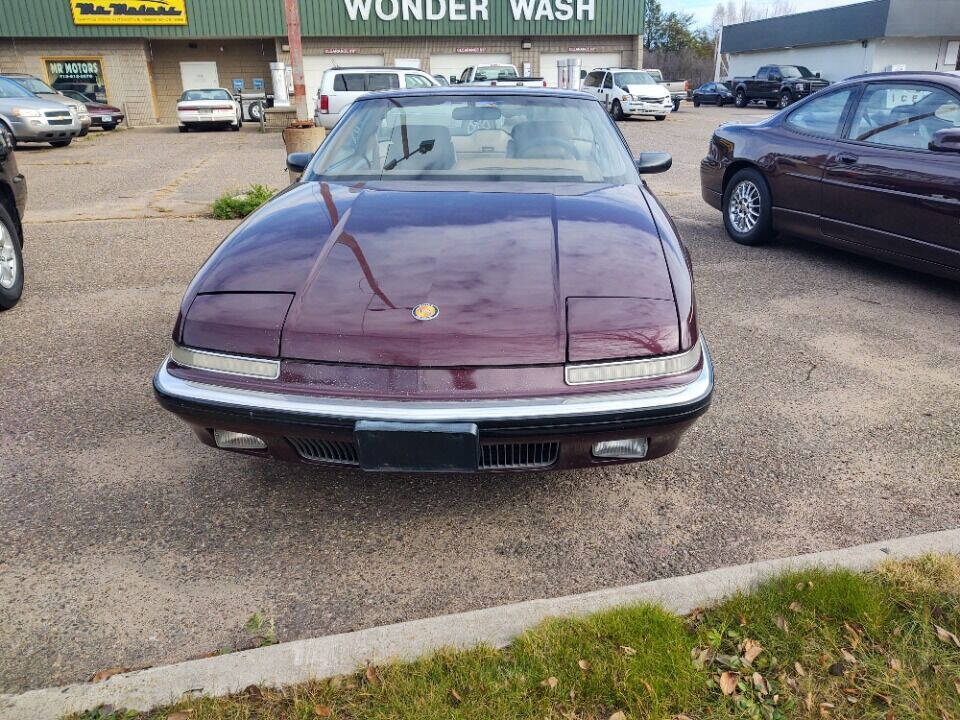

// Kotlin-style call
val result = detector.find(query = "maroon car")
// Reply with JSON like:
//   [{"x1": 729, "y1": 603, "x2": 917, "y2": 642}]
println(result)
[
  {"x1": 701, "y1": 71, "x2": 960, "y2": 280},
  {"x1": 60, "y1": 90, "x2": 124, "y2": 130},
  {"x1": 154, "y1": 87, "x2": 714, "y2": 473}
]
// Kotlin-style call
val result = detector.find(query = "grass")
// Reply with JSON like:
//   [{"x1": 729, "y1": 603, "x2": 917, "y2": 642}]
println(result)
[
  {"x1": 211, "y1": 184, "x2": 275, "y2": 220},
  {"x1": 67, "y1": 556, "x2": 960, "y2": 720}
]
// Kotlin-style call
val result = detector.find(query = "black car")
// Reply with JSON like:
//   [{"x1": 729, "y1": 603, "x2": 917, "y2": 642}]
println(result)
[
  {"x1": 0, "y1": 128, "x2": 26, "y2": 310},
  {"x1": 692, "y1": 82, "x2": 734, "y2": 107}
]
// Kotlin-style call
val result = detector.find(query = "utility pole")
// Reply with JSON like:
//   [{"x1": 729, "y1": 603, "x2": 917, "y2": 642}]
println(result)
[{"x1": 283, "y1": 0, "x2": 308, "y2": 121}]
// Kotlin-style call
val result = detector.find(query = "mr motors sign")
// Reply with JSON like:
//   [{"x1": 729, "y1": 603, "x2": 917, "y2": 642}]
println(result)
[
  {"x1": 343, "y1": 0, "x2": 596, "y2": 22},
  {"x1": 70, "y1": 0, "x2": 187, "y2": 25}
]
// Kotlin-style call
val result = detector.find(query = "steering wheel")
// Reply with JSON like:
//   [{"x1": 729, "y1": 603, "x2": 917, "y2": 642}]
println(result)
[{"x1": 517, "y1": 136, "x2": 580, "y2": 160}]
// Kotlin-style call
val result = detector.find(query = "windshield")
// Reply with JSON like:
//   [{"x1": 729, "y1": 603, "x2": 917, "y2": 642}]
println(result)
[
  {"x1": 0, "y1": 77, "x2": 35, "y2": 99},
  {"x1": 781, "y1": 66, "x2": 814, "y2": 78},
  {"x1": 474, "y1": 66, "x2": 518, "y2": 81},
  {"x1": 615, "y1": 72, "x2": 657, "y2": 87},
  {"x1": 61, "y1": 90, "x2": 90, "y2": 103},
  {"x1": 311, "y1": 95, "x2": 638, "y2": 184},
  {"x1": 14, "y1": 76, "x2": 56, "y2": 94},
  {"x1": 181, "y1": 89, "x2": 232, "y2": 101}
]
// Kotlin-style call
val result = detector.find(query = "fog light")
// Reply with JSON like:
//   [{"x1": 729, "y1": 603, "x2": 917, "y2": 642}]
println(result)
[
  {"x1": 213, "y1": 429, "x2": 266, "y2": 450},
  {"x1": 592, "y1": 438, "x2": 649, "y2": 459}
]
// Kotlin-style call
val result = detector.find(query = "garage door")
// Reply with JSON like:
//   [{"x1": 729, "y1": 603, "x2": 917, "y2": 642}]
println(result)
[
  {"x1": 303, "y1": 54, "x2": 384, "y2": 118},
  {"x1": 540, "y1": 52, "x2": 623, "y2": 88},
  {"x1": 429, "y1": 53, "x2": 512, "y2": 84}
]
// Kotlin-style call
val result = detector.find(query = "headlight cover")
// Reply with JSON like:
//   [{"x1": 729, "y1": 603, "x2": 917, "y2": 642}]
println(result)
[
  {"x1": 12, "y1": 108, "x2": 43, "y2": 118},
  {"x1": 170, "y1": 345, "x2": 280, "y2": 380},
  {"x1": 565, "y1": 339, "x2": 702, "y2": 386}
]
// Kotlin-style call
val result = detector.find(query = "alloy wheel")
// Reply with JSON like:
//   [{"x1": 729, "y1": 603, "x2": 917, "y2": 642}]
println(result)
[
  {"x1": 0, "y1": 223, "x2": 18, "y2": 290},
  {"x1": 728, "y1": 180, "x2": 761, "y2": 234}
]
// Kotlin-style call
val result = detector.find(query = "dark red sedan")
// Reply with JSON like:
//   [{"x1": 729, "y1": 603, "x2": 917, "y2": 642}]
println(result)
[
  {"x1": 154, "y1": 87, "x2": 713, "y2": 473},
  {"x1": 701, "y1": 71, "x2": 960, "y2": 280},
  {"x1": 60, "y1": 90, "x2": 124, "y2": 130}
]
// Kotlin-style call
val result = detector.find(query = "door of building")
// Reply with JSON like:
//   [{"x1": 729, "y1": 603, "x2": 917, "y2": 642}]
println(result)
[
  {"x1": 179, "y1": 62, "x2": 219, "y2": 91},
  {"x1": 395, "y1": 58, "x2": 421, "y2": 68}
]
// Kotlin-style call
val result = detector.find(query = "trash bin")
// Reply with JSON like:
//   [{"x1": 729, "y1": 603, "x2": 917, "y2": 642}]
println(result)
[{"x1": 282, "y1": 121, "x2": 326, "y2": 183}]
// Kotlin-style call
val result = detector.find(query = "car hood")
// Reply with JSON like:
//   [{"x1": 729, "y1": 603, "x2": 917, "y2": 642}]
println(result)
[
  {"x1": 186, "y1": 182, "x2": 680, "y2": 367},
  {"x1": 86, "y1": 101, "x2": 121, "y2": 112},
  {"x1": 626, "y1": 84, "x2": 669, "y2": 98},
  {"x1": 0, "y1": 95, "x2": 71, "y2": 112},
  {"x1": 33, "y1": 92, "x2": 85, "y2": 112}
]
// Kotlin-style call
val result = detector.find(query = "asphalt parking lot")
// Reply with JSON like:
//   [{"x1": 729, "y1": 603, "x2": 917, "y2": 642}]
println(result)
[{"x1": 2, "y1": 107, "x2": 959, "y2": 693}]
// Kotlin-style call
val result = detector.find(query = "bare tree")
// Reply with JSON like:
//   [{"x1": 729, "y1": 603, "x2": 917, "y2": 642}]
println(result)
[{"x1": 711, "y1": 0, "x2": 795, "y2": 34}]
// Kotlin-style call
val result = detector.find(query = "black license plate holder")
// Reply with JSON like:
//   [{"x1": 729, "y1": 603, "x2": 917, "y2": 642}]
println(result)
[{"x1": 354, "y1": 421, "x2": 479, "y2": 472}]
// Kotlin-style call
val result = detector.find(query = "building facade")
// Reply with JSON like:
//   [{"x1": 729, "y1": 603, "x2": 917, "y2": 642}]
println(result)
[
  {"x1": 0, "y1": 0, "x2": 645, "y2": 126},
  {"x1": 720, "y1": 0, "x2": 960, "y2": 83}
]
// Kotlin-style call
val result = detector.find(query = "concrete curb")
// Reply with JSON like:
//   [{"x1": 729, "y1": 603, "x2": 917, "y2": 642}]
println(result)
[{"x1": 5, "y1": 528, "x2": 960, "y2": 719}]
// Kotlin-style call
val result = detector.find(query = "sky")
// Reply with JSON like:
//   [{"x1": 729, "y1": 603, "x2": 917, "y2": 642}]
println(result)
[{"x1": 660, "y1": 0, "x2": 869, "y2": 28}]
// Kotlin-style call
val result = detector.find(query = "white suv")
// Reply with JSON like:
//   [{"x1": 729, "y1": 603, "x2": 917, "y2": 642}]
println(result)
[
  {"x1": 582, "y1": 68, "x2": 673, "y2": 121},
  {"x1": 314, "y1": 67, "x2": 438, "y2": 129}
]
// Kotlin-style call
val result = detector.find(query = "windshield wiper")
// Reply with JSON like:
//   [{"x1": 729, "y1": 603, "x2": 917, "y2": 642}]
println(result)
[{"x1": 383, "y1": 139, "x2": 435, "y2": 171}]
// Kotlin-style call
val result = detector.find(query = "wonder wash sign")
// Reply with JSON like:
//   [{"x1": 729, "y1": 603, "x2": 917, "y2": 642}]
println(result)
[{"x1": 343, "y1": 0, "x2": 597, "y2": 22}]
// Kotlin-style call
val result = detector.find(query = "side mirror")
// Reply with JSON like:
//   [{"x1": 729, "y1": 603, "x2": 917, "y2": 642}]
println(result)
[
  {"x1": 635, "y1": 152, "x2": 672, "y2": 174},
  {"x1": 450, "y1": 76, "x2": 458, "y2": 84},
  {"x1": 286, "y1": 152, "x2": 313, "y2": 174},
  {"x1": 929, "y1": 128, "x2": 960, "y2": 153},
  {"x1": 815, "y1": 72, "x2": 821, "y2": 78}
]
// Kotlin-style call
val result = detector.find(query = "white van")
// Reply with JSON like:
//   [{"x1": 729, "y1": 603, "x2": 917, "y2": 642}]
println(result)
[
  {"x1": 314, "y1": 67, "x2": 438, "y2": 129},
  {"x1": 581, "y1": 68, "x2": 673, "y2": 121}
]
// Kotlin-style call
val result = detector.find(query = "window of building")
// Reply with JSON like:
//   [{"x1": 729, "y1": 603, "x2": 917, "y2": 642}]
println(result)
[{"x1": 45, "y1": 58, "x2": 107, "y2": 103}]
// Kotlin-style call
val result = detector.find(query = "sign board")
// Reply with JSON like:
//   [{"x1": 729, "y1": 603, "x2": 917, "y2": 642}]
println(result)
[
  {"x1": 342, "y1": 0, "x2": 596, "y2": 22},
  {"x1": 325, "y1": 48, "x2": 362, "y2": 54},
  {"x1": 70, "y1": 0, "x2": 188, "y2": 26},
  {"x1": 456, "y1": 47, "x2": 485, "y2": 53}
]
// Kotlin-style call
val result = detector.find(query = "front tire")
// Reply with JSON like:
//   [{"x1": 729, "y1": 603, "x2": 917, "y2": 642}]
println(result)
[
  {"x1": 102, "y1": 124, "x2": 116, "y2": 131},
  {"x1": 178, "y1": 125, "x2": 188, "y2": 133},
  {"x1": 735, "y1": 89, "x2": 748, "y2": 108},
  {"x1": 654, "y1": 115, "x2": 666, "y2": 121},
  {"x1": 0, "y1": 122, "x2": 15, "y2": 149},
  {"x1": 611, "y1": 100, "x2": 625, "y2": 121},
  {"x1": 716, "y1": 95, "x2": 724, "y2": 106},
  {"x1": 779, "y1": 90, "x2": 793, "y2": 109},
  {"x1": 672, "y1": 99, "x2": 681, "y2": 112},
  {"x1": 693, "y1": 97, "x2": 701, "y2": 108},
  {"x1": 723, "y1": 168, "x2": 774, "y2": 246},
  {"x1": 0, "y1": 204, "x2": 24, "y2": 311},
  {"x1": 766, "y1": 100, "x2": 779, "y2": 109}
]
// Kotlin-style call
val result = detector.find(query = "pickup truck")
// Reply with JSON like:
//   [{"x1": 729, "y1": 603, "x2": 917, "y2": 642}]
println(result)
[
  {"x1": 731, "y1": 65, "x2": 830, "y2": 109},
  {"x1": 643, "y1": 69, "x2": 689, "y2": 111},
  {"x1": 455, "y1": 64, "x2": 546, "y2": 87}
]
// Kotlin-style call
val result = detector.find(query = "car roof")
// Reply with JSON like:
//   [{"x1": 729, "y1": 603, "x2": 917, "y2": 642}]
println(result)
[
  {"x1": 182, "y1": 88, "x2": 233, "y2": 92},
  {"x1": 835, "y1": 70, "x2": 960, "y2": 90},
  {"x1": 325, "y1": 66, "x2": 423, "y2": 72},
  {"x1": 355, "y1": 86, "x2": 596, "y2": 101}
]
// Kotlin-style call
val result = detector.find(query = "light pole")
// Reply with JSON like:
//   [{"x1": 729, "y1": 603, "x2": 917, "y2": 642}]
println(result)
[{"x1": 283, "y1": 0, "x2": 308, "y2": 121}]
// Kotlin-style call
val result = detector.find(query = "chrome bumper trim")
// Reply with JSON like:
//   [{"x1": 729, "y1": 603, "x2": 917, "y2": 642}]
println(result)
[{"x1": 155, "y1": 336, "x2": 714, "y2": 424}]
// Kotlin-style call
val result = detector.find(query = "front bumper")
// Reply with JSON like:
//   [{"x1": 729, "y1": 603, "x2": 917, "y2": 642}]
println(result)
[
  {"x1": 8, "y1": 117, "x2": 81, "y2": 142},
  {"x1": 154, "y1": 338, "x2": 715, "y2": 472},
  {"x1": 91, "y1": 113, "x2": 123, "y2": 127},
  {"x1": 623, "y1": 99, "x2": 673, "y2": 115},
  {"x1": 177, "y1": 110, "x2": 237, "y2": 126}
]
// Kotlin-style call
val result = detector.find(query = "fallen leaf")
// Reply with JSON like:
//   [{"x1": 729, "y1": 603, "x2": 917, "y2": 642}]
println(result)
[
  {"x1": 450, "y1": 688, "x2": 463, "y2": 704},
  {"x1": 609, "y1": 712, "x2": 627, "y2": 720},
  {"x1": 365, "y1": 664, "x2": 380, "y2": 685},
  {"x1": 569, "y1": 689, "x2": 576, "y2": 701},
  {"x1": 314, "y1": 706, "x2": 333, "y2": 718},
  {"x1": 743, "y1": 639, "x2": 763, "y2": 665},
  {"x1": 719, "y1": 671, "x2": 739, "y2": 696},
  {"x1": 842, "y1": 649, "x2": 857, "y2": 664},
  {"x1": 796, "y1": 582, "x2": 805, "y2": 591},
  {"x1": 168, "y1": 714, "x2": 190, "y2": 720},
  {"x1": 90, "y1": 667, "x2": 128, "y2": 683},
  {"x1": 820, "y1": 702, "x2": 835, "y2": 716},
  {"x1": 885, "y1": 711, "x2": 895, "y2": 720},
  {"x1": 844, "y1": 622, "x2": 862, "y2": 647},
  {"x1": 794, "y1": 661, "x2": 806, "y2": 677},
  {"x1": 804, "y1": 692, "x2": 813, "y2": 711},
  {"x1": 775, "y1": 615, "x2": 790, "y2": 634},
  {"x1": 935, "y1": 625, "x2": 960, "y2": 648},
  {"x1": 752, "y1": 671, "x2": 768, "y2": 694},
  {"x1": 640, "y1": 678, "x2": 654, "y2": 695},
  {"x1": 828, "y1": 662, "x2": 846, "y2": 676},
  {"x1": 955, "y1": 678, "x2": 960, "y2": 697},
  {"x1": 673, "y1": 716, "x2": 694, "y2": 720},
  {"x1": 890, "y1": 658, "x2": 902, "y2": 671},
  {"x1": 620, "y1": 645, "x2": 637, "y2": 656},
  {"x1": 578, "y1": 659, "x2": 590, "y2": 671},
  {"x1": 788, "y1": 601, "x2": 803, "y2": 613},
  {"x1": 541, "y1": 676, "x2": 558, "y2": 689},
  {"x1": 786, "y1": 677, "x2": 798, "y2": 690}
]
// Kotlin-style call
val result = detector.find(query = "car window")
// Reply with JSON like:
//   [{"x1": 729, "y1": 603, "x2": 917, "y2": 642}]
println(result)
[
  {"x1": 334, "y1": 74, "x2": 366, "y2": 92},
  {"x1": 459, "y1": 67, "x2": 473, "y2": 84},
  {"x1": 0, "y1": 77, "x2": 35, "y2": 99},
  {"x1": 181, "y1": 89, "x2": 232, "y2": 101},
  {"x1": 848, "y1": 83, "x2": 960, "y2": 150},
  {"x1": 13, "y1": 76, "x2": 56, "y2": 94},
  {"x1": 602, "y1": 73, "x2": 613, "y2": 89},
  {"x1": 582, "y1": 71, "x2": 601, "y2": 88},
  {"x1": 404, "y1": 74, "x2": 432, "y2": 88},
  {"x1": 367, "y1": 73, "x2": 399, "y2": 91},
  {"x1": 786, "y1": 88, "x2": 855, "y2": 138},
  {"x1": 313, "y1": 94, "x2": 639, "y2": 184},
  {"x1": 614, "y1": 72, "x2": 656, "y2": 87},
  {"x1": 474, "y1": 66, "x2": 518, "y2": 81}
]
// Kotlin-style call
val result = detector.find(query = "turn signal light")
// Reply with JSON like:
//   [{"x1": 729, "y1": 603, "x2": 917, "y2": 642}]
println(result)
[
  {"x1": 213, "y1": 429, "x2": 267, "y2": 450},
  {"x1": 320, "y1": 94, "x2": 330, "y2": 113},
  {"x1": 592, "y1": 438, "x2": 649, "y2": 459}
]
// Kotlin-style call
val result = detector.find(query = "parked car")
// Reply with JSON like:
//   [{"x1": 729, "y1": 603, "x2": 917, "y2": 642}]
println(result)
[
  {"x1": 455, "y1": 64, "x2": 546, "y2": 87},
  {"x1": 314, "y1": 67, "x2": 438, "y2": 129},
  {"x1": 60, "y1": 90, "x2": 124, "y2": 130},
  {"x1": 0, "y1": 77, "x2": 83, "y2": 148},
  {"x1": 731, "y1": 65, "x2": 830, "y2": 109},
  {"x1": 692, "y1": 82, "x2": 734, "y2": 107},
  {"x1": 0, "y1": 73, "x2": 91, "y2": 136},
  {"x1": 701, "y1": 71, "x2": 960, "y2": 280},
  {"x1": 176, "y1": 88, "x2": 242, "y2": 132},
  {"x1": 0, "y1": 127, "x2": 26, "y2": 310},
  {"x1": 582, "y1": 68, "x2": 673, "y2": 120},
  {"x1": 154, "y1": 86, "x2": 714, "y2": 473},
  {"x1": 643, "y1": 68, "x2": 689, "y2": 111}
]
